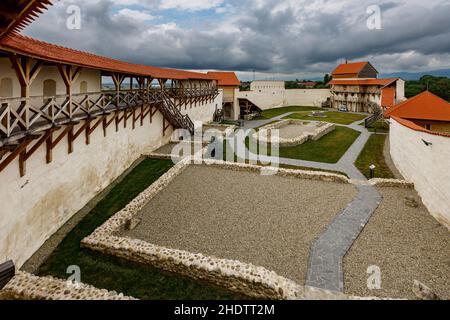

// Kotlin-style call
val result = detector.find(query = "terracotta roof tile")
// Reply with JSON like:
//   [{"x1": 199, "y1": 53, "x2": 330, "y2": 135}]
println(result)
[
  {"x1": 0, "y1": 0, "x2": 53, "y2": 39},
  {"x1": 329, "y1": 78, "x2": 398, "y2": 86},
  {"x1": 331, "y1": 61, "x2": 376, "y2": 76},
  {"x1": 207, "y1": 72, "x2": 240, "y2": 86},
  {"x1": 392, "y1": 116, "x2": 450, "y2": 138},
  {"x1": 0, "y1": 34, "x2": 216, "y2": 80},
  {"x1": 385, "y1": 91, "x2": 450, "y2": 121}
]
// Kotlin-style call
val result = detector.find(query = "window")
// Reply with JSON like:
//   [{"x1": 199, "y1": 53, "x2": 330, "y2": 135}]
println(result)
[
  {"x1": 43, "y1": 79, "x2": 57, "y2": 103},
  {"x1": 0, "y1": 77, "x2": 13, "y2": 97},
  {"x1": 80, "y1": 81, "x2": 88, "y2": 93}
]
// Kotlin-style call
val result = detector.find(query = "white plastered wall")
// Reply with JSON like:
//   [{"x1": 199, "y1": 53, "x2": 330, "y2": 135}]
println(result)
[
  {"x1": 0, "y1": 60, "x2": 219, "y2": 267},
  {"x1": 390, "y1": 118, "x2": 450, "y2": 228},
  {"x1": 237, "y1": 89, "x2": 331, "y2": 110}
]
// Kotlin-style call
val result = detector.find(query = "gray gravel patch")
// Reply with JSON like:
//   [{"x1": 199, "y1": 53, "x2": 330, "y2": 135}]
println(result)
[
  {"x1": 277, "y1": 122, "x2": 319, "y2": 139},
  {"x1": 344, "y1": 187, "x2": 450, "y2": 300},
  {"x1": 153, "y1": 142, "x2": 205, "y2": 157},
  {"x1": 118, "y1": 165, "x2": 357, "y2": 285}
]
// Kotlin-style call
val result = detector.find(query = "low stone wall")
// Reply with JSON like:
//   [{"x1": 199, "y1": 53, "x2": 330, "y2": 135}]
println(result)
[
  {"x1": 255, "y1": 120, "x2": 335, "y2": 147},
  {"x1": 369, "y1": 178, "x2": 414, "y2": 188},
  {"x1": 79, "y1": 160, "x2": 384, "y2": 300},
  {"x1": 1, "y1": 271, "x2": 135, "y2": 300}
]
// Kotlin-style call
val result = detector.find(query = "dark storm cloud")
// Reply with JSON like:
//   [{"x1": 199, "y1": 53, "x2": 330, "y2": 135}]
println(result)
[{"x1": 24, "y1": 0, "x2": 450, "y2": 75}]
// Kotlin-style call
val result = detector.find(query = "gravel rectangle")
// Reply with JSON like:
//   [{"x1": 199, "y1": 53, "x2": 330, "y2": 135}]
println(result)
[
  {"x1": 118, "y1": 165, "x2": 357, "y2": 285},
  {"x1": 277, "y1": 122, "x2": 320, "y2": 139},
  {"x1": 344, "y1": 187, "x2": 450, "y2": 300}
]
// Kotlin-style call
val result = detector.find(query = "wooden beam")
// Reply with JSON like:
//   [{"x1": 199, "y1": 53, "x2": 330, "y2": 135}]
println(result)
[
  {"x1": 150, "y1": 105, "x2": 158, "y2": 123},
  {"x1": 163, "y1": 117, "x2": 171, "y2": 136},
  {"x1": 0, "y1": 139, "x2": 33, "y2": 174},
  {"x1": 46, "y1": 131, "x2": 53, "y2": 163}
]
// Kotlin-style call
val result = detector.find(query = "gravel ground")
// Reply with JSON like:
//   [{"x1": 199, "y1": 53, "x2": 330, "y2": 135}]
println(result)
[
  {"x1": 119, "y1": 165, "x2": 357, "y2": 285},
  {"x1": 344, "y1": 187, "x2": 450, "y2": 300},
  {"x1": 153, "y1": 142, "x2": 205, "y2": 157},
  {"x1": 277, "y1": 123, "x2": 319, "y2": 139}
]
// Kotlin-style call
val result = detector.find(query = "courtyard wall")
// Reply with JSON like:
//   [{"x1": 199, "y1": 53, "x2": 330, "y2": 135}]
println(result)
[
  {"x1": 390, "y1": 118, "x2": 450, "y2": 228},
  {"x1": 237, "y1": 89, "x2": 330, "y2": 110},
  {"x1": 0, "y1": 96, "x2": 220, "y2": 268}
]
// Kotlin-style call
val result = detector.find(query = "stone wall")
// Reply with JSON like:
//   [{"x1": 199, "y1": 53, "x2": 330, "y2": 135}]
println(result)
[
  {"x1": 390, "y1": 118, "x2": 450, "y2": 228},
  {"x1": 1, "y1": 271, "x2": 135, "y2": 300},
  {"x1": 255, "y1": 120, "x2": 335, "y2": 147},
  {"x1": 0, "y1": 98, "x2": 219, "y2": 268}
]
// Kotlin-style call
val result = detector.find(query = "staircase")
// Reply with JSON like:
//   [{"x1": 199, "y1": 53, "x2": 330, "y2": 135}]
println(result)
[
  {"x1": 364, "y1": 102, "x2": 383, "y2": 128},
  {"x1": 157, "y1": 90, "x2": 194, "y2": 135}
]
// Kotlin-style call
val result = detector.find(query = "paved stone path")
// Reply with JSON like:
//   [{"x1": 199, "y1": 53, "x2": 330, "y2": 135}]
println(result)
[{"x1": 243, "y1": 111, "x2": 384, "y2": 292}]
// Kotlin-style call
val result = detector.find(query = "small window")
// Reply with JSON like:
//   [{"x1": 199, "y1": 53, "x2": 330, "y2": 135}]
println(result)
[
  {"x1": 80, "y1": 81, "x2": 88, "y2": 93},
  {"x1": 0, "y1": 78, "x2": 13, "y2": 97},
  {"x1": 43, "y1": 79, "x2": 57, "y2": 99}
]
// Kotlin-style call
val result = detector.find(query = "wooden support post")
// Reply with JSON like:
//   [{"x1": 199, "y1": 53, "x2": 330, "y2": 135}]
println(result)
[
  {"x1": 85, "y1": 121, "x2": 91, "y2": 145},
  {"x1": 58, "y1": 65, "x2": 82, "y2": 120},
  {"x1": 46, "y1": 132, "x2": 53, "y2": 163},
  {"x1": 150, "y1": 105, "x2": 158, "y2": 123},
  {"x1": 0, "y1": 139, "x2": 33, "y2": 175},
  {"x1": 19, "y1": 149, "x2": 26, "y2": 177},
  {"x1": 9, "y1": 54, "x2": 43, "y2": 131},
  {"x1": 68, "y1": 126, "x2": 74, "y2": 154}
]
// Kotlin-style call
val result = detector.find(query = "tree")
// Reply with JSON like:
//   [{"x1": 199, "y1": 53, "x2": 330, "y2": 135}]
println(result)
[{"x1": 405, "y1": 76, "x2": 450, "y2": 101}]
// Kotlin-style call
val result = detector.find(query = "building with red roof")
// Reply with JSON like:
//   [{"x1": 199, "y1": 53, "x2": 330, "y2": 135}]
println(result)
[
  {"x1": 329, "y1": 61, "x2": 405, "y2": 113},
  {"x1": 385, "y1": 91, "x2": 450, "y2": 133},
  {"x1": 207, "y1": 71, "x2": 241, "y2": 120},
  {"x1": 331, "y1": 61, "x2": 378, "y2": 79}
]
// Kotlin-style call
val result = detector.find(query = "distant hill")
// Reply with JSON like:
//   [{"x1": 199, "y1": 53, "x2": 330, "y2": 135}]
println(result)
[{"x1": 380, "y1": 69, "x2": 450, "y2": 80}]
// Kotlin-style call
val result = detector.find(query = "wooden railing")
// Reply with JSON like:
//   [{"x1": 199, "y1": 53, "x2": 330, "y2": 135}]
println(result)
[
  {"x1": 166, "y1": 87, "x2": 218, "y2": 99},
  {"x1": 0, "y1": 87, "x2": 218, "y2": 141}
]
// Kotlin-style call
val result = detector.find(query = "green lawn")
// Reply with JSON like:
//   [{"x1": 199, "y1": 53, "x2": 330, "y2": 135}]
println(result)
[
  {"x1": 221, "y1": 125, "x2": 360, "y2": 164},
  {"x1": 358, "y1": 119, "x2": 390, "y2": 133},
  {"x1": 278, "y1": 126, "x2": 360, "y2": 163},
  {"x1": 355, "y1": 134, "x2": 394, "y2": 179},
  {"x1": 38, "y1": 158, "x2": 242, "y2": 300},
  {"x1": 254, "y1": 106, "x2": 321, "y2": 120},
  {"x1": 367, "y1": 119, "x2": 390, "y2": 133},
  {"x1": 286, "y1": 111, "x2": 367, "y2": 125}
]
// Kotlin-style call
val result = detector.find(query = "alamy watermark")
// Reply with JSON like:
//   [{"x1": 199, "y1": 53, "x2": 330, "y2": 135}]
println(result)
[
  {"x1": 367, "y1": 5, "x2": 382, "y2": 30},
  {"x1": 367, "y1": 265, "x2": 382, "y2": 290},
  {"x1": 66, "y1": 265, "x2": 81, "y2": 288}
]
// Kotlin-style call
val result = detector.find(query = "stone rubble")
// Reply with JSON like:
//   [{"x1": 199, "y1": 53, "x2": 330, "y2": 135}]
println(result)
[{"x1": 1, "y1": 271, "x2": 136, "y2": 300}]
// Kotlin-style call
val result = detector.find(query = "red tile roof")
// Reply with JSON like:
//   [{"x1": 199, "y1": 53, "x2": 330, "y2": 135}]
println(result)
[
  {"x1": 0, "y1": 34, "x2": 216, "y2": 80},
  {"x1": 332, "y1": 61, "x2": 377, "y2": 76},
  {"x1": 392, "y1": 116, "x2": 450, "y2": 138},
  {"x1": 329, "y1": 78, "x2": 398, "y2": 86},
  {"x1": 381, "y1": 87, "x2": 396, "y2": 109},
  {"x1": 385, "y1": 91, "x2": 450, "y2": 122},
  {"x1": 207, "y1": 72, "x2": 240, "y2": 86},
  {"x1": 0, "y1": 0, "x2": 53, "y2": 39}
]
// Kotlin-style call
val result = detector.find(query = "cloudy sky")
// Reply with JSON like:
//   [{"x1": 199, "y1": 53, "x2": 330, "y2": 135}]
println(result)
[{"x1": 24, "y1": 0, "x2": 450, "y2": 80}]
